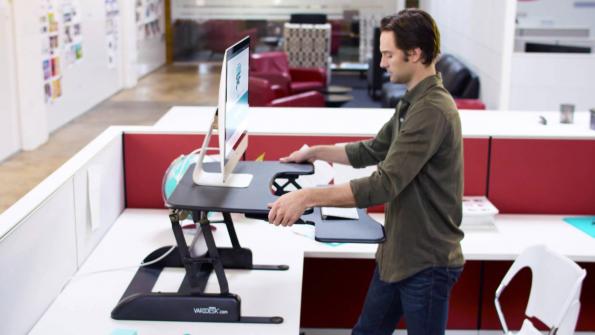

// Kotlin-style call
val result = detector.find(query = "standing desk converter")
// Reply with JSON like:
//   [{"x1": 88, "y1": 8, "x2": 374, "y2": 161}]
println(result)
[{"x1": 112, "y1": 161, "x2": 385, "y2": 324}]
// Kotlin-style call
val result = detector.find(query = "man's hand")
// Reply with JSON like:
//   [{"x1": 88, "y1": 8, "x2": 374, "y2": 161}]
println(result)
[
  {"x1": 280, "y1": 145, "x2": 351, "y2": 165},
  {"x1": 267, "y1": 189, "x2": 309, "y2": 227},
  {"x1": 280, "y1": 148, "x2": 315, "y2": 163}
]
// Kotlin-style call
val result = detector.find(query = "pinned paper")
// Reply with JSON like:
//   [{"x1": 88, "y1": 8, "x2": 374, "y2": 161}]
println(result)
[{"x1": 87, "y1": 165, "x2": 103, "y2": 231}]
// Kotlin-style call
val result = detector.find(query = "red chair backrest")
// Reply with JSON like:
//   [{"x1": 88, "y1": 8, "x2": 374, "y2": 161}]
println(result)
[
  {"x1": 250, "y1": 51, "x2": 291, "y2": 76},
  {"x1": 455, "y1": 98, "x2": 486, "y2": 110},
  {"x1": 248, "y1": 77, "x2": 275, "y2": 106}
]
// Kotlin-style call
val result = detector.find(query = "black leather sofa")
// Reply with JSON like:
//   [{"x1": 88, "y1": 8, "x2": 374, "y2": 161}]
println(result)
[{"x1": 380, "y1": 54, "x2": 481, "y2": 108}]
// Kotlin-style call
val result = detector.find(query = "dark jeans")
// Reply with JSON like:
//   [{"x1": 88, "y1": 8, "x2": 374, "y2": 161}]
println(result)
[{"x1": 352, "y1": 265, "x2": 463, "y2": 335}]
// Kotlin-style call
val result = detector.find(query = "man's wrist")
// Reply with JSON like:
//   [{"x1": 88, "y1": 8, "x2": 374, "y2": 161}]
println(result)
[
  {"x1": 301, "y1": 188, "x2": 317, "y2": 208},
  {"x1": 308, "y1": 146, "x2": 320, "y2": 161}
]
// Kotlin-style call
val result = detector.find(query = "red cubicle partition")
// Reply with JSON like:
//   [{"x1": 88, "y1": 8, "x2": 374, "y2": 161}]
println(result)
[
  {"x1": 124, "y1": 133, "x2": 206, "y2": 208},
  {"x1": 124, "y1": 133, "x2": 491, "y2": 208},
  {"x1": 488, "y1": 139, "x2": 595, "y2": 214},
  {"x1": 463, "y1": 138, "x2": 490, "y2": 195}
]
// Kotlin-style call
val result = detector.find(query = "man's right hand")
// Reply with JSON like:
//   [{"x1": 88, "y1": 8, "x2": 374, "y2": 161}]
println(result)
[
  {"x1": 280, "y1": 147, "x2": 316, "y2": 163},
  {"x1": 280, "y1": 145, "x2": 351, "y2": 165}
]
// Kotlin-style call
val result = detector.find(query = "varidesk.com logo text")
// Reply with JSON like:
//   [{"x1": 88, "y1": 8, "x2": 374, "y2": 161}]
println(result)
[{"x1": 193, "y1": 306, "x2": 229, "y2": 315}]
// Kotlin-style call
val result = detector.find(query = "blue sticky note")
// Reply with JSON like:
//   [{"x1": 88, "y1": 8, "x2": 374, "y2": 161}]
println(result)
[
  {"x1": 111, "y1": 329, "x2": 137, "y2": 335},
  {"x1": 563, "y1": 217, "x2": 595, "y2": 238}
]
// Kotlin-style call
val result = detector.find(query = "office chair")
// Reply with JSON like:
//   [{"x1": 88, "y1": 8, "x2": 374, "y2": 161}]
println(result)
[{"x1": 495, "y1": 245, "x2": 586, "y2": 335}]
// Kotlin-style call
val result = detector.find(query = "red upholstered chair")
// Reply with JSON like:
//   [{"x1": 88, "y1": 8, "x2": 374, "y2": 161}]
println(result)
[
  {"x1": 250, "y1": 51, "x2": 327, "y2": 95},
  {"x1": 249, "y1": 77, "x2": 325, "y2": 107},
  {"x1": 455, "y1": 98, "x2": 486, "y2": 110}
]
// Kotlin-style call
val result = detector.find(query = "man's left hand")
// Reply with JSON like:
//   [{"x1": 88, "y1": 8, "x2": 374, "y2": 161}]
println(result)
[{"x1": 267, "y1": 189, "x2": 309, "y2": 227}]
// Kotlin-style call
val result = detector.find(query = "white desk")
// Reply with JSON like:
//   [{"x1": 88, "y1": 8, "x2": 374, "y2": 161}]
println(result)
[
  {"x1": 31, "y1": 209, "x2": 595, "y2": 334},
  {"x1": 30, "y1": 209, "x2": 305, "y2": 335},
  {"x1": 155, "y1": 107, "x2": 595, "y2": 140}
]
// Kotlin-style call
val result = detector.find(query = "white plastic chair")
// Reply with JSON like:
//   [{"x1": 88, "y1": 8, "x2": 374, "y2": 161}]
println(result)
[{"x1": 495, "y1": 245, "x2": 586, "y2": 335}]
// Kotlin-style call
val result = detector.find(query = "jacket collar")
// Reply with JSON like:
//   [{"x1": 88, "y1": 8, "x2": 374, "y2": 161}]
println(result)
[{"x1": 401, "y1": 73, "x2": 442, "y2": 106}]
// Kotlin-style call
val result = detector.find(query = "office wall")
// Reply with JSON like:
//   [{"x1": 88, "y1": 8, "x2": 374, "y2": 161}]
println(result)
[
  {"x1": 420, "y1": 0, "x2": 517, "y2": 110},
  {"x1": 516, "y1": 0, "x2": 595, "y2": 35},
  {"x1": 138, "y1": 35, "x2": 166, "y2": 77},
  {"x1": 137, "y1": 0, "x2": 166, "y2": 77},
  {"x1": 11, "y1": 0, "x2": 49, "y2": 150},
  {"x1": 509, "y1": 52, "x2": 595, "y2": 111},
  {"x1": 45, "y1": 0, "x2": 125, "y2": 132},
  {"x1": 0, "y1": 0, "x2": 20, "y2": 161}
]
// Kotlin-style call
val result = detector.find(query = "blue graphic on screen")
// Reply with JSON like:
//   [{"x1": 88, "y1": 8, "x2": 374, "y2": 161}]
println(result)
[{"x1": 224, "y1": 47, "x2": 249, "y2": 158}]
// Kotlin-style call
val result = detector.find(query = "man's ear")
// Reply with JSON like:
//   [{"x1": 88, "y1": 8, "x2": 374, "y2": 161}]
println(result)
[{"x1": 407, "y1": 48, "x2": 423, "y2": 63}]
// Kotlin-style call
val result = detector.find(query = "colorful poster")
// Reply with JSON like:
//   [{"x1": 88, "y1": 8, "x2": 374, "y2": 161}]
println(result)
[
  {"x1": 41, "y1": 0, "x2": 62, "y2": 104},
  {"x1": 62, "y1": 1, "x2": 83, "y2": 66},
  {"x1": 43, "y1": 59, "x2": 51, "y2": 80},
  {"x1": 51, "y1": 79, "x2": 62, "y2": 99}
]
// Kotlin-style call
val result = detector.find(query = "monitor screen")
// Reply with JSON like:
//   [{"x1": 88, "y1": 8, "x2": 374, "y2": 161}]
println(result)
[
  {"x1": 192, "y1": 36, "x2": 253, "y2": 187},
  {"x1": 223, "y1": 40, "x2": 250, "y2": 162}
]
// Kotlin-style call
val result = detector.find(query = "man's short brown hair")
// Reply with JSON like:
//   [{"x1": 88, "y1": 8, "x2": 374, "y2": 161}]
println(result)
[{"x1": 380, "y1": 8, "x2": 441, "y2": 65}]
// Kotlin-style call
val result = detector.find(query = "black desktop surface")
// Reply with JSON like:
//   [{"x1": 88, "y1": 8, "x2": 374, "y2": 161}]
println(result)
[
  {"x1": 302, "y1": 207, "x2": 385, "y2": 243},
  {"x1": 166, "y1": 161, "x2": 314, "y2": 213},
  {"x1": 166, "y1": 160, "x2": 385, "y2": 243}
]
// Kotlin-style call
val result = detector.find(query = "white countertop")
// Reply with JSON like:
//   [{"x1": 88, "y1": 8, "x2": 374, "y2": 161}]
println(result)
[
  {"x1": 154, "y1": 106, "x2": 595, "y2": 139},
  {"x1": 30, "y1": 209, "x2": 305, "y2": 335},
  {"x1": 31, "y1": 209, "x2": 595, "y2": 334}
]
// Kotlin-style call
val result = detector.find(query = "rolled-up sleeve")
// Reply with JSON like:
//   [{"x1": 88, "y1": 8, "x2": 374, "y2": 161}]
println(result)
[
  {"x1": 345, "y1": 113, "x2": 396, "y2": 168},
  {"x1": 349, "y1": 107, "x2": 447, "y2": 208}
]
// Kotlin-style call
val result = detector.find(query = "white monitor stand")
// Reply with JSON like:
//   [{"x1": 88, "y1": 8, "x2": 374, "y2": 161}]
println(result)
[{"x1": 192, "y1": 110, "x2": 253, "y2": 188}]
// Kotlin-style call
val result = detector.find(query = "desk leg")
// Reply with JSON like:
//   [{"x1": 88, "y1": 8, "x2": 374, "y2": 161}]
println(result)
[
  {"x1": 223, "y1": 212, "x2": 241, "y2": 249},
  {"x1": 198, "y1": 211, "x2": 230, "y2": 295},
  {"x1": 169, "y1": 211, "x2": 204, "y2": 290}
]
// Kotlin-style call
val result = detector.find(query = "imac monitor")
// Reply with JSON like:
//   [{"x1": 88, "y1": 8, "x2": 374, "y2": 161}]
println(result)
[{"x1": 192, "y1": 36, "x2": 252, "y2": 188}]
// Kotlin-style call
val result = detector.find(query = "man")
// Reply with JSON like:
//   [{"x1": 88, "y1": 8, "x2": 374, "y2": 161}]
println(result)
[{"x1": 268, "y1": 8, "x2": 464, "y2": 335}]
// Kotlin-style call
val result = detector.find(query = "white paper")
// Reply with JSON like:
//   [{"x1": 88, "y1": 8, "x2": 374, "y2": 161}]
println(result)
[
  {"x1": 295, "y1": 144, "x2": 334, "y2": 187},
  {"x1": 321, "y1": 206, "x2": 359, "y2": 220},
  {"x1": 291, "y1": 224, "x2": 316, "y2": 240},
  {"x1": 87, "y1": 165, "x2": 102, "y2": 231}
]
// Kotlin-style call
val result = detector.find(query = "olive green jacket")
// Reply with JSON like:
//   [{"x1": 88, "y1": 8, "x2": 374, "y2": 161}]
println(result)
[{"x1": 345, "y1": 74, "x2": 465, "y2": 282}]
